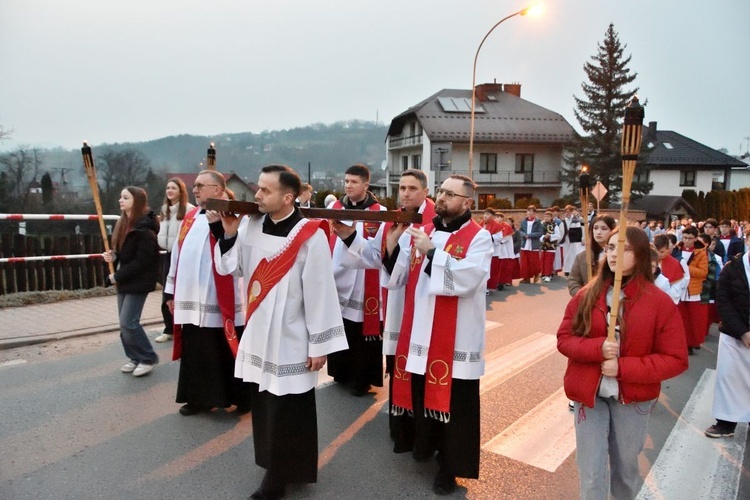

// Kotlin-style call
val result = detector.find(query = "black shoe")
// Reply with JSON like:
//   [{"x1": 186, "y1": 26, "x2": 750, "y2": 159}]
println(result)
[
  {"x1": 179, "y1": 404, "x2": 207, "y2": 416},
  {"x1": 350, "y1": 384, "x2": 372, "y2": 397},
  {"x1": 432, "y1": 473, "x2": 457, "y2": 495},
  {"x1": 249, "y1": 487, "x2": 285, "y2": 500},
  {"x1": 412, "y1": 448, "x2": 434, "y2": 462},
  {"x1": 688, "y1": 347, "x2": 695, "y2": 356},
  {"x1": 496, "y1": 284, "x2": 504, "y2": 291},
  {"x1": 235, "y1": 404, "x2": 251, "y2": 415}
]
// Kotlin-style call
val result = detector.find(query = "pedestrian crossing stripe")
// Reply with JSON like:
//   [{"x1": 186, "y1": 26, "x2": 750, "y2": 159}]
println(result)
[{"x1": 636, "y1": 369, "x2": 746, "y2": 500}]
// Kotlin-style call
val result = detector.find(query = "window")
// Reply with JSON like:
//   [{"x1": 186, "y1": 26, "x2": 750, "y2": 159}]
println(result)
[
  {"x1": 515, "y1": 154, "x2": 534, "y2": 174},
  {"x1": 633, "y1": 170, "x2": 650, "y2": 185},
  {"x1": 401, "y1": 156, "x2": 409, "y2": 171},
  {"x1": 478, "y1": 194, "x2": 495, "y2": 210},
  {"x1": 680, "y1": 170, "x2": 696, "y2": 187},
  {"x1": 412, "y1": 155, "x2": 421, "y2": 170},
  {"x1": 480, "y1": 153, "x2": 497, "y2": 173}
]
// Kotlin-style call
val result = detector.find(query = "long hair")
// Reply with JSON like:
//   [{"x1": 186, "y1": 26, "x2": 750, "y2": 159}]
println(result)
[
  {"x1": 589, "y1": 215, "x2": 617, "y2": 275},
  {"x1": 161, "y1": 178, "x2": 189, "y2": 221},
  {"x1": 572, "y1": 226, "x2": 653, "y2": 338},
  {"x1": 112, "y1": 186, "x2": 148, "y2": 252}
]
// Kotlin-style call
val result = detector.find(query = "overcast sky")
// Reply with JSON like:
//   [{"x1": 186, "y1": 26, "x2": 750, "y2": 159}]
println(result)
[{"x1": 1, "y1": 0, "x2": 748, "y2": 155}]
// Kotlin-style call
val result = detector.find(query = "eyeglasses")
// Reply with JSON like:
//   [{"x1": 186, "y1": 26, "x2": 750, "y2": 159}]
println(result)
[
  {"x1": 193, "y1": 183, "x2": 219, "y2": 190},
  {"x1": 605, "y1": 244, "x2": 632, "y2": 253},
  {"x1": 436, "y1": 188, "x2": 470, "y2": 200}
]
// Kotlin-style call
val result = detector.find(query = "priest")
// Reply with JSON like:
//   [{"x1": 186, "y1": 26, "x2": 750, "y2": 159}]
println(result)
[
  {"x1": 215, "y1": 165, "x2": 348, "y2": 500},
  {"x1": 382, "y1": 174, "x2": 492, "y2": 495}
]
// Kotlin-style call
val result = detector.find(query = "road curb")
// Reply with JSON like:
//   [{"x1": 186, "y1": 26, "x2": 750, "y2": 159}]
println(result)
[{"x1": 0, "y1": 317, "x2": 164, "y2": 350}]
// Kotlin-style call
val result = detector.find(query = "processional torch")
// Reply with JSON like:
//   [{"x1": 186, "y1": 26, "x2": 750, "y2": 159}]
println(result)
[
  {"x1": 606, "y1": 96, "x2": 644, "y2": 342},
  {"x1": 579, "y1": 165, "x2": 592, "y2": 282},
  {"x1": 207, "y1": 142, "x2": 216, "y2": 171},
  {"x1": 81, "y1": 142, "x2": 115, "y2": 276}
]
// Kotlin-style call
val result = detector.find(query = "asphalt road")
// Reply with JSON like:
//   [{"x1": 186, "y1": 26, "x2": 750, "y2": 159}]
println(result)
[{"x1": 1, "y1": 278, "x2": 747, "y2": 499}]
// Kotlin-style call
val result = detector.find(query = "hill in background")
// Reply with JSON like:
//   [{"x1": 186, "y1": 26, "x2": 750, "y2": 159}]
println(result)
[{"x1": 42, "y1": 120, "x2": 389, "y2": 186}]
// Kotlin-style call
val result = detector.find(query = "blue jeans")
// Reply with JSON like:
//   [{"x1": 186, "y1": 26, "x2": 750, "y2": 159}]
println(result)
[
  {"x1": 117, "y1": 292, "x2": 158, "y2": 365},
  {"x1": 574, "y1": 397, "x2": 653, "y2": 500}
]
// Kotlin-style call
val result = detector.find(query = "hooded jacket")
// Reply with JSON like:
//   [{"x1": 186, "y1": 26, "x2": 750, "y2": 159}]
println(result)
[{"x1": 113, "y1": 211, "x2": 160, "y2": 294}]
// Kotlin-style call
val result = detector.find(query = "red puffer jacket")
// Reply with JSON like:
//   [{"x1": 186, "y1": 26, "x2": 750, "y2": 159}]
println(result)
[{"x1": 557, "y1": 275, "x2": 689, "y2": 408}]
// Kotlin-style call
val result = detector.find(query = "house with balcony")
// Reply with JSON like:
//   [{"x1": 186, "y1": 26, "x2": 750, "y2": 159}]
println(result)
[
  {"x1": 385, "y1": 83, "x2": 576, "y2": 208},
  {"x1": 638, "y1": 121, "x2": 746, "y2": 195}
]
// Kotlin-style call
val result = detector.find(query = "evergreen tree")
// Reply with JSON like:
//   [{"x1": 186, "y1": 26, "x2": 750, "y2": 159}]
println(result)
[{"x1": 563, "y1": 23, "x2": 642, "y2": 203}]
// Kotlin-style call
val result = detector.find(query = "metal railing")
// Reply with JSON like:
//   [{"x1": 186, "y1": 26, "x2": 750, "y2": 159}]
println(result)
[{"x1": 388, "y1": 134, "x2": 423, "y2": 149}]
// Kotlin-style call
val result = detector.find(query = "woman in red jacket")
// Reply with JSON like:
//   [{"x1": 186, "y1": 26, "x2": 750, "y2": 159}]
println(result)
[{"x1": 557, "y1": 227, "x2": 688, "y2": 499}]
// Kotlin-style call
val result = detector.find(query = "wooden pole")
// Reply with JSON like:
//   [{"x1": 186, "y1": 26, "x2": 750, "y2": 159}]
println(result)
[
  {"x1": 579, "y1": 166, "x2": 592, "y2": 282},
  {"x1": 81, "y1": 142, "x2": 115, "y2": 277},
  {"x1": 607, "y1": 97, "x2": 644, "y2": 342}
]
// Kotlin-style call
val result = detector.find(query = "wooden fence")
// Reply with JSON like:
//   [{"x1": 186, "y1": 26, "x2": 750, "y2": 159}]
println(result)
[{"x1": 0, "y1": 232, "x2": 114, "y2": 295}]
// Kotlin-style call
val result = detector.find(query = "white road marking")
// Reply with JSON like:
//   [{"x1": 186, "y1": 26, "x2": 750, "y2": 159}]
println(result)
[
  {"x1": 483, "y1": 387, "x2": 576, "y2": 473},
  {"x1": 636, "y1": 369, "x2": 746, "y2": 500},
  {"x1": 485, "y1": 320, "x2": 503, "y2": 332},
  {"x1": 480, "y1": 332, "x2": 558, "y2": 393},
  {"x1": 0, "y1": 359, "x2": 27, "y2": 368}
]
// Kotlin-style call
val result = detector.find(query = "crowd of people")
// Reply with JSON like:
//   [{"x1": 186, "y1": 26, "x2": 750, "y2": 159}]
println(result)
[{"x1": 99, "y1": 165, "x2": 750, "y2": 499}]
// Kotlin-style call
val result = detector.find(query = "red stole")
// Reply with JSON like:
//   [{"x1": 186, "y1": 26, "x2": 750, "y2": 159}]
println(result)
[
  {"x1": 381, "y1": 199, "x2": 437, "y2": 320},
  {"x1": 244, "y1": 219, "x2": 325, "y2": 323},
  {"x1": 392, "y1": 219, "x2": 482, "y2": 421},
  {"x1": 171, "y1": 208, "x2": 239, "y2": 361},
  {"x1": 329, "y1": 200, "x2": 383, "y2": 338},
  {"x1": 660, "y1": 254, "x2": 684, "y2": 284}
]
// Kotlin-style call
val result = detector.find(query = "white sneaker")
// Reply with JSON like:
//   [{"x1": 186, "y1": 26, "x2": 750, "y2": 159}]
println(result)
[
  {"x1": 133, "y1": 363, "x2": 156, "y2": 377},
  {"x1": 154, "y1": 333, "x2": 173, "y2": 343},
  {"x1": 121, "y1": 362, "x2": 137, "y2": 373}
]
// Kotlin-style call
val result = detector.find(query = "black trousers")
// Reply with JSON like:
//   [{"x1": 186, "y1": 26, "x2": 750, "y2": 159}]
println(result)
[
  {"x1": 327, "y1": 318, "x2": 383, "y2": 389},
  {"x1": 410, "y1": 374, "x2": 480, "y2": 479},
  {"x1": 250, "y1": 384, "x2": 318, "y2": 484},
  {"x1": 176, "y1": 324, "x2": 252, "y2": 409}
]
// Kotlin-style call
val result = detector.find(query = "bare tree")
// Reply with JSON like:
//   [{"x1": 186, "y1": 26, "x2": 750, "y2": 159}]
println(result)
[
  {"x1": 0, "y1": 146, "x2": 44, "y2": 211},
  {"x1": 0, "y1": 125, "x2": 11, "y2": 142},
  {"x1": 98, "y1": 148, "x2": 151, "y2": 212}
]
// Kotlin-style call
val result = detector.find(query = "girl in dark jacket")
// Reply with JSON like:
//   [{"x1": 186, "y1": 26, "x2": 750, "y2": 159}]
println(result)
[
  {"x1": 557, "y1": 227, "x2": 688, "y2": 499},
  {"x1": 103, "y1": 186, "x2": 160, "y2": 377}
]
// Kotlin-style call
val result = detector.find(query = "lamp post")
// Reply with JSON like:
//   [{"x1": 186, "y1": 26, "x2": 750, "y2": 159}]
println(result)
[{"x1": 468, "y1": 3, "x2": 541, "y2": 180}]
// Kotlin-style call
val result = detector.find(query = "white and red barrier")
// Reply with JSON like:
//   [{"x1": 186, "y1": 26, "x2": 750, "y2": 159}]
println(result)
[
  {"x1": 0, "y1": 254, "x2": 105, "y2": 264},
  {"x1": 0, "y1": 214, "x2": 120, "y2": 221}
]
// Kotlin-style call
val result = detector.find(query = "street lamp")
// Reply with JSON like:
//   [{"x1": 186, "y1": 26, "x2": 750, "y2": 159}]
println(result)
[{"x1": 468, "y1": 3, "x2": 542, "y2": 180}]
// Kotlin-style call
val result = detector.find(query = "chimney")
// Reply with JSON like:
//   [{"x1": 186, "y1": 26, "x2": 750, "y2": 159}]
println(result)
[
  {"x1": 646, "y1": 121, "x2": 657, "y2": 141},
  {"x1": 475, "y1": 82, "x2": 503, "y2": 102},
  {"x1": 503, "y1": 83, "x2": 521, "y2": 98}
]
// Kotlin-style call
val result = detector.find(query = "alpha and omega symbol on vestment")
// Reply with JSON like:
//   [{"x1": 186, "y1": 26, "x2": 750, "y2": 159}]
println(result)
[
  {"x1": 394, "y1": 355, "x2": 410, "y2": 381},
  {"x1": 365, "y1": 297, "x2": 379, "y2": 315},
  {"x1": 427, "y1": 359, "x2": 450, "y2": 386}
]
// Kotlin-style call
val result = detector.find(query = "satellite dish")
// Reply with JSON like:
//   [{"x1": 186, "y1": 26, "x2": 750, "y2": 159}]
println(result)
[{"x1": 380, "y1": 160, "x2": 388, "y2": 171}]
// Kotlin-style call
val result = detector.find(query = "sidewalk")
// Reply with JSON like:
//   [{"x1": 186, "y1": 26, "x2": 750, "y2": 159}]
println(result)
[{"x1": 0, "y1": 291, "x2": 164, "y2": 350}]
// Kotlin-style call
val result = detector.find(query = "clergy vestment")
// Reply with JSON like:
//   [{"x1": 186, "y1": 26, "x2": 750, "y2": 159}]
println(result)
[
  {"x1": 215, "y1": 208, "x2": 347, "y2": 485},
  {"x1": 338, "y1": 198, "x2": 436, "y2": 448},
  {"x1": 165, "y1": 210, "x2": 249, "y2": 410},
  {"x1": 327, "y1": 194, "x2": 386, "y2": 393},
  {"x1": 382, "y1": 210, "x2": 492, "y2": 479}
]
